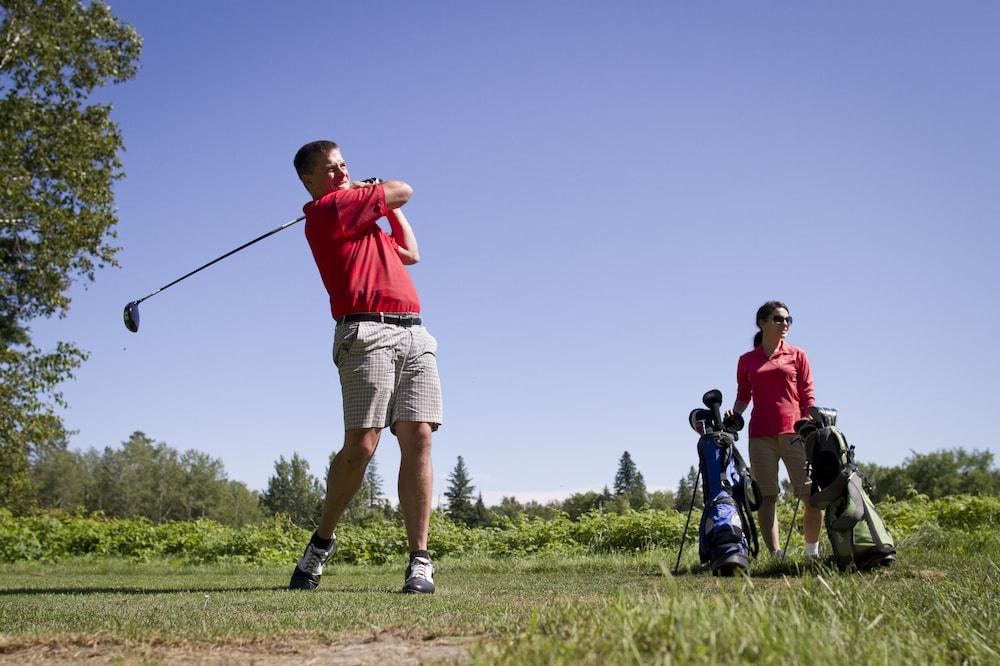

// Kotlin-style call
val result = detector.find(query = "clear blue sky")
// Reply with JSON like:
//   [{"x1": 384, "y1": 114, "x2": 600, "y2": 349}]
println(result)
[{"x1": 32, "y1": 1, "x2": 1000, "y2": 505}]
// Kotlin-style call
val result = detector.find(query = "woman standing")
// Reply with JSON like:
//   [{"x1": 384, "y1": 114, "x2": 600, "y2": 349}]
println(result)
[{"x1": 727, "y1": 301, "x2": 821, "y2": 559}]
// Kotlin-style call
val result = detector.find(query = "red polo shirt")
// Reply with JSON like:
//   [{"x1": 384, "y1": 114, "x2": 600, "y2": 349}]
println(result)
[
  {"x1": 736, "y1": 341, "x2": 815, "y2": 437},
  {"x1": 303, "y1": 185, "x2": 420, "y2": 319}
]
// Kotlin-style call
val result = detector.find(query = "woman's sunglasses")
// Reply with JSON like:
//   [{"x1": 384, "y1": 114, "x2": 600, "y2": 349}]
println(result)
[{"x1": 771, "y1": 315, "x2": 793, "y2": 325}]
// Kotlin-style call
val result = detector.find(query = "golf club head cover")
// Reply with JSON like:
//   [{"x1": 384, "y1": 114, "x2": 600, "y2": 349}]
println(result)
[
  {"x1": 722, "y1": 411, "x2": 744, "y2": 435},
  {"x1": 689, "y1": 408, "x2": 711, "y2": 434},
  {"x1": 809, "y1": 406, "x2": 839, "y2": 427},
  {"x1": 793, "y1": 418, "x2": 815, "y2": 436}
]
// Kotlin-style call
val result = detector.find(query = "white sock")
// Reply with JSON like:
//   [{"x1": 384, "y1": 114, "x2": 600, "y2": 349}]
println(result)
[{"x1": 805, "y1": 542, "x2": 819, "y2": 556}]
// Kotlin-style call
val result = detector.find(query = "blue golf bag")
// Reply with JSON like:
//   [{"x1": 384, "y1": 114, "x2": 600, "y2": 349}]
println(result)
[
  {"x1": 675, "y1": 389, "x2": 760, "y2": 576},
  {"x1": 697, "y1": 430, "x2": 760, "y2": 574}
]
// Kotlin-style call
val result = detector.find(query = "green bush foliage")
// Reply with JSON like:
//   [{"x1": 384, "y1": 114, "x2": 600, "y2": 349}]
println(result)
[{"x1": 1, "y1": 495, "x2": 996, "y2": 565}]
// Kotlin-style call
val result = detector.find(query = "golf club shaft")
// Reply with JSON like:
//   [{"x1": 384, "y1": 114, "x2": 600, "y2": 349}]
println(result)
[
  {"x1": 781, "y1": 460, "x2": 811, "y2": 562},
  {"x1": 136, "y1": 215, "x2": 305, "y2": 304}
]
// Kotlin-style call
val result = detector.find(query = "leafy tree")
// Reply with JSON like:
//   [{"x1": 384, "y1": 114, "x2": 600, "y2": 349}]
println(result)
[
  {"x1": 29, "y1": 437, "x2": 94, "y2": 511},
  {"x1": 444, "y1": 455, "x2": 475, "y2": 526},
  {"x1": 177, "y1": 449, "x2": 225, "y2": 520},
  {"x1": 491, "y1": 495, "x2": 524, "y2": 521},
  {"x1": 561, "y1": 491, "x2": 603, "y2": 520},
  {"x1": 864, "y1": 448, "x2": 1000, "y2": 501},
  {"x1": 96, "y1": 432, "x2": 185, "y2": 521},
  {"x1": 674, "y1": 465, "x2": 703, "y2": 512},
  {"x1": 261, "y1": 453, "x2": 323, "y2": 528},
  {"x1": 207, "y1": 480, "x2": 265, "y2": 527},
  {"x1": 647, "y1": 489, "x2": 676, "y2": 511},
  {"x1": 606, "y1": 494, "x2": 631, "y2": 515},
  {"x1": 522, "y1": 500, "x2": 561, "y2": 520},
  {"x1": 0, "y1": 0, "x2": 142, "y2": 512}
]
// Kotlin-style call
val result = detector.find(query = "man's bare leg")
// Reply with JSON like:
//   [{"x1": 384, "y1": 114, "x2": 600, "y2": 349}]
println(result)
[
  {"x1": 316, "y1": 427, "x2": 382, "y2": 539},
  {"x1": 394, "y1": 421, "x2": 433, "y2": 550}
]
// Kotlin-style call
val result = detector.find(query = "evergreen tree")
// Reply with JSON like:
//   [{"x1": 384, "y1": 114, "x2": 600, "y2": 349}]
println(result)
[
  {"x1": 614, "y1": 451, "x2": 639, "y2": 495},
  {"x1": 444, "y1": 455, "x2": 476, "y2": 526},
  {"x1": 473, "y1": 492, "x2": 490, "y2": 527},
  {"x1": 613, "y1": 451, "x2": 648, "y2": 508},
  {"x1": 0, "y1": 0, "x2": 142, "y2": 512},
  {"x1": 629, "y1": 470, "x2": 649, "y2": 509},
  {"x1": 674, "y1": 465, "x2": 703, "y2": 511},
  {"x1": 364, "y1": 457, "x2": 385, "y2": 509},
  {"x1": 261, "y1": 453, "x2": 323, "y2": 528},
  {"x1": 600, "y1": 485, "x2": 613, "y2": 510}
]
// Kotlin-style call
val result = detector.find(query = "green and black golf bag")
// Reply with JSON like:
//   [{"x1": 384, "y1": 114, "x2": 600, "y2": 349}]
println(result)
[{"x1": 795, "y1": 407, "x2": 895, "y2": 571}]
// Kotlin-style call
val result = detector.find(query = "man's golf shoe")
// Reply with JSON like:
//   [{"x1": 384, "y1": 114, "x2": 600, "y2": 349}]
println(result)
[
  {"x1": 289, "y1": 536, "x2": 336, "y2": 590},
  {"x1": 402, "y1": 556, "x2": 435, "y2": 594}
]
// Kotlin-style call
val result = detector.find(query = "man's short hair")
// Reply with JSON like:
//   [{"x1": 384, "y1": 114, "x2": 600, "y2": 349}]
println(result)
[{"x1": 294, "y1": 140, "x2": 339, "y2": 176}]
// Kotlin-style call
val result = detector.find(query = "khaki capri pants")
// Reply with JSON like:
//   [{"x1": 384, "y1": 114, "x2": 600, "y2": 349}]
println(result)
[{"x1": 748, "y1": 434, "x2": 811, "y2": 500}]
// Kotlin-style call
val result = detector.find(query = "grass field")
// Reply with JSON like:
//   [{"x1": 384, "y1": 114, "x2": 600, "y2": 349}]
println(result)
[{"x1": 1, "y1": 525, "x2": 997, "y2": 664}]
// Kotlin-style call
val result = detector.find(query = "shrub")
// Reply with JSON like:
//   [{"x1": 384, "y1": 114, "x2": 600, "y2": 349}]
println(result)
[{"x1": 0, "y1": 495, "x2": 996, "y2": 564}]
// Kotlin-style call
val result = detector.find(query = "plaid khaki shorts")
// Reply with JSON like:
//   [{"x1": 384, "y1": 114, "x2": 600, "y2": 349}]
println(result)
[
  {"x1": 748, "y1": 434, "x2": 811, "y2": 499},
  {"x1": 333, "y1": 320, "x2": 443, "y2": 433}
]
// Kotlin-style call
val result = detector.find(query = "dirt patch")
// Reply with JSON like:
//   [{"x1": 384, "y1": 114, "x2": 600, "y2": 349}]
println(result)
[
  {"x1": 911, "y1": 569, "x2": 947, "y2": 581},
  {"x1": 0, "y1": 632, "x2": 473, "y2": 665}
]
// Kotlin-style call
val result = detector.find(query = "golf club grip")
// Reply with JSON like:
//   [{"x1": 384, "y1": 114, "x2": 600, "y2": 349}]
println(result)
[{"x1": 141, "y1": 215, "x2": 305, "y2": 301}]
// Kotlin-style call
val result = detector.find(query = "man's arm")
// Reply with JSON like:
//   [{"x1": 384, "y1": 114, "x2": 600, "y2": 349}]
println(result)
[
  {"x1": 352, "y1": 179, "x2": 412, "y2": 209},
  {"x1": 387, "y1": 207, "x2": 420, "y2": 265}
]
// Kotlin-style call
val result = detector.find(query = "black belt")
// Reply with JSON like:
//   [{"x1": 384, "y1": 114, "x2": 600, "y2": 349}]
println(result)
[{"x1": 338, "y1": 313, "x2": 422, "y2": 327}]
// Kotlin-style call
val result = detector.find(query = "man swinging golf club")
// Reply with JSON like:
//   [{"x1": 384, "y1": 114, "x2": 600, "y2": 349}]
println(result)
[{"x1": 288, "y1": 140, "x2": 443, "y2": 594}]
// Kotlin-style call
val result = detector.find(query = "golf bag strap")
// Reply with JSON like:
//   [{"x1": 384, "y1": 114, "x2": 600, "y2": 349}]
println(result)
[
  {"x1": 738, "y1": 494, "x2": 759, "y2": 558},
  {"x1": 829, "y1": 474, "x2": 866, "y2": 530},
  {"x1": 729, "y1": 442, "x2": 760, "y2": 557},
  {"x1": 809, "y1": 469, "x2": 851, "y2": 510}
]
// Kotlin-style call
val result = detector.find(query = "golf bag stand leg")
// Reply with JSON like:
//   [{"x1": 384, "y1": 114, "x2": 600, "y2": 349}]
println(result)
[{"x1": 673, "y1": 466, "x2": 702, "y2": 575}]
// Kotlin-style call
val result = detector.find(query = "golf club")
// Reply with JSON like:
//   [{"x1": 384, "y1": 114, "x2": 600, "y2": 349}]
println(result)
[
  {"x1": 122, "y1": 214, "x2": 304, "y2": 332},
  {"x1": 122, "y1": 178, "x2": 383, "y2": 332}
]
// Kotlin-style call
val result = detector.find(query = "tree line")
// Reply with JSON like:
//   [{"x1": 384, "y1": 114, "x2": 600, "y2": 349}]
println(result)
[
  {"x1": 25, "y1": 431, "x2": 396, "y2": 528},
  {"x1": 13, "y1": 433, "x2": 1000, "y2": 529}
]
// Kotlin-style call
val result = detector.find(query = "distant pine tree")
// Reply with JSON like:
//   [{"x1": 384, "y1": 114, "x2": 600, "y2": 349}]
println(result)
[
  {"x1": 614, "y1": 451, "x2": 639, "y2": 495},
  {"x1": 614, "y1": 451, "x2": 648, "y2": 508},
  {"x1": 364, "y1": 458, "x2": 385, "y2": 509},
  {"x1": 674, "y1": 465, "x2": 703, "y2": 511},
  {"x1": 445, "y1": 456, "x2": 476, "y2": 526},
  {"x1": 473, "y1": 492, "x2": 491, "y2": 527}
]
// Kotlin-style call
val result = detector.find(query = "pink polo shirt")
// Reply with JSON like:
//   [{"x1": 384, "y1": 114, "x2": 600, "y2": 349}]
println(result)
[{"x1": 736, "y1": 341, "x2": 815, "y2": 437}]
